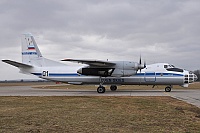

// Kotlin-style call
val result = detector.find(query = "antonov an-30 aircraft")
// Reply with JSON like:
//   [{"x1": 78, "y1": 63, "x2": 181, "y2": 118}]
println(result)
[{"x1": 2, "y1": 33, "x2": 198, "y2": 93}]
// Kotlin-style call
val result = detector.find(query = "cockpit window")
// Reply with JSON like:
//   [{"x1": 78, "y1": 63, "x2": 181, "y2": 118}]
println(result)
[
  {"x1": 166, "y1": 68, "x2": 183, "y2": 73},
  {"x1": 170, "y1": 65, "x2": 175, "y2": 67},
  {"x1": 189, "y1": 71, "x2": 193, "y2": 74}
]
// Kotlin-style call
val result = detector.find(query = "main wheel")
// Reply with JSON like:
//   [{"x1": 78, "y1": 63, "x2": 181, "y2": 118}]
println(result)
[
  {"x1": 110, "y1": 85, "x2": 117, "y2": 91},
  {"x1": 97, "y1": 86, "x2": 106, "y2": 93},
  {"x1": 165, "y1": 86, "x2": 171, "y2": 92}
]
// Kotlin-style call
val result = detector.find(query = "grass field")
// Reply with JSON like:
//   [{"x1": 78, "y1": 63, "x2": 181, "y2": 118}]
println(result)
[
  {"x1": 0, "y1": 82, "x2": 200, "y2": 132},
  {"x1": 0, "y1": 96, "x2": 200, "y2": 132}
]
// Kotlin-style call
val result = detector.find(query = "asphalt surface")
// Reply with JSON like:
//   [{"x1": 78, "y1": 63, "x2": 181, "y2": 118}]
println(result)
[{"x1": 0, "y1": 86, "x2": 200, "y2": 108}]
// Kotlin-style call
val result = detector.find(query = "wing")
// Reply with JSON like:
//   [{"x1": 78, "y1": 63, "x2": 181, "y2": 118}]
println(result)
[
  {"x1": 2, "y1": 60, "x2": 33, "y2": 68},
  {"x1": 61, "y1": 59, "x2": 116, "y2": 67}
]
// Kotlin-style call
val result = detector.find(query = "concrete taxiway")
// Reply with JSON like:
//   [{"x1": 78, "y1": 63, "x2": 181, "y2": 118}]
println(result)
[{"x1": 0, "y1": 86, "x2": 200, "y2": 108}]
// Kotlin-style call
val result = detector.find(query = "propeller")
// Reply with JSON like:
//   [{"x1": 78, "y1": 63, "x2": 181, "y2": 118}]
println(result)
[
  {"x1": 139, "y1": 55, "x2": 142, "y2": 65},
  {"x1": 138, "y1": 55, "x2": 146, "y2": 73}
]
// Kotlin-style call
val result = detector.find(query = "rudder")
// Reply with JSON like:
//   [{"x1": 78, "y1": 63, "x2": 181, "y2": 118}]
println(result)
[{"x1": 21, "y1": 33, "x2": 43, "y2": 66}]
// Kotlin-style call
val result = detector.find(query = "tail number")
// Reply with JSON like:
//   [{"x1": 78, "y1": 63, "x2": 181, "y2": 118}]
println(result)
[{"x1": 42, "y1": 71, "x2": 49, "y2": 77}]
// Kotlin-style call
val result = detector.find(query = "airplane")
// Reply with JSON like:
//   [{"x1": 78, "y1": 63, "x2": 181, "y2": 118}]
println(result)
[{"x1": 2, "y1": 33, "x2": 198, "y2": 93}]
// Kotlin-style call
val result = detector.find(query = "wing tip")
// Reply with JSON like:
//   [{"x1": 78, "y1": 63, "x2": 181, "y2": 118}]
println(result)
[
  {"x1": 61, "y1": 58, "x2": 71, "y2": 61},
  {"x1": 2, "y1": 59, "x2": 10, "y2": 63},
  {"x1": 2, "y1": 59, "x2": 33, "y2": 68}
]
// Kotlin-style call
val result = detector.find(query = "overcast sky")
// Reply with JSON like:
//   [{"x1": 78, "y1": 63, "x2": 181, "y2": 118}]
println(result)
[{"x1": 0, "y1": 0, "x2": 200, "y2": 80}]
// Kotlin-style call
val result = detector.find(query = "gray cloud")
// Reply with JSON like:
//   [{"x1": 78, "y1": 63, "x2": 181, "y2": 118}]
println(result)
[{"x1": 0, "y1": 0, "x2": 200, "y2": 80}]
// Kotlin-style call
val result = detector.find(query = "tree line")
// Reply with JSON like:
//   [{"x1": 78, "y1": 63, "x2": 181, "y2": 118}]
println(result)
[{"x1": 193, "y1": 70, "x2": 200, "y2": 82}]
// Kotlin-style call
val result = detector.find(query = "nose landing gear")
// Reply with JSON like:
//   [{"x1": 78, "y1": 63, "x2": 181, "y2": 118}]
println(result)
[{"x1": 165, "y1": 85, "x2": 172, "y2": 92}]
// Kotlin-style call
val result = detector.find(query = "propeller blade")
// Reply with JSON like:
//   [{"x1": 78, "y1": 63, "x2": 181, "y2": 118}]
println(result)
[
  {"x1": 138, "y1": 55, "x2": 146, "y2": 73},
  {"x1": 139, "y1": 55, "x2": 142, "y2": 73}
]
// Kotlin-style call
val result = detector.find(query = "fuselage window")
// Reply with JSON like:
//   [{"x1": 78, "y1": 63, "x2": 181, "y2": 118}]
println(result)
[{"x1": 189, "y1": 71, "x2": 193, "y2": 74}]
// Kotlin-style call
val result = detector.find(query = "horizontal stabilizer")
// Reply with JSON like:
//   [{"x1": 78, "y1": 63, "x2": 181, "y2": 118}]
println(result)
[
  {"x1": 2, "y1": 60, "x2": 33, "y2": 68},
  {"x1": 61, "y1": 59, "x2": 116, "y2": 67}
]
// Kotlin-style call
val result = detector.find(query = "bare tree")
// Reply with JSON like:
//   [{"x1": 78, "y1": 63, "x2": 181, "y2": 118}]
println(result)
[{"x1": 193, "y1": 70, "x2": 200, "y2": 82}]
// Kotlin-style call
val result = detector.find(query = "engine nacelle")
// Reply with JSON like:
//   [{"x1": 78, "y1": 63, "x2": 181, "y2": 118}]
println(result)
[
  {"x1": 111, "y1": 69, "x2": 137, "y2": 77},
  {"x1": 110, "y1": 61, "x2": 138, "y2": 77},
  {"x1": 77, "y1": 61, "x2": 144, "y2": 77},
  {"x1": 77, "y1": 67, "x2": 114, "y2": 77}
]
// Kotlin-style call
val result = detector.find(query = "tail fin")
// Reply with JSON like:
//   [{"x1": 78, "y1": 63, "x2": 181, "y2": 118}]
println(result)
[
  {"x1": 21, "y1": 33, "x2": 43, "y2": 65},
  {"x1": 21, "y1": 33, "x2": 65, "y2": 67}
]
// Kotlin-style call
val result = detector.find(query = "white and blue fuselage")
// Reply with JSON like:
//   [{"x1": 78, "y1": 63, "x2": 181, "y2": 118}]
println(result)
[
  {"x1": 27, "y1": 62, "x2": 195, "y2": 88},
  {"x1": 2, "y1": 33, "x2": 198, "y2": 93}
]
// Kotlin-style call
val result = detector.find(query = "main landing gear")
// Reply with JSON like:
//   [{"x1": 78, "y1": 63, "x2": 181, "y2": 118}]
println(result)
[
  {"x1": 165, "y1": 85, "x2": 172, "y2": 92},
  {"x1": 110, "y1": 85, "x2": 117, "y2": 91},
  {"x1": 97, "y1": 77, "x2": 118, "y2": 93},
  {"x1": 97, "y1": 77, "x2": 106, "y2": 93},
  {"x1": 97, "y1": 85, "x2": 106, "y2": 93},
  {"x1": 97, "y1": 85, "x2": 118, "y2": 93}
]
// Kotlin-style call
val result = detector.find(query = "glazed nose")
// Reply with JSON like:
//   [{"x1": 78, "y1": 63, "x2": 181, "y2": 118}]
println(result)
[{"x1": 185, "y1": 72, "x2": 198, "y2": 83}]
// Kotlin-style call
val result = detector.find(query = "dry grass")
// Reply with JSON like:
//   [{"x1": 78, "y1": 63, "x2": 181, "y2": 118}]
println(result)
[{"x1": 0, "y1": 96, "x2": 200, "y2": 132}]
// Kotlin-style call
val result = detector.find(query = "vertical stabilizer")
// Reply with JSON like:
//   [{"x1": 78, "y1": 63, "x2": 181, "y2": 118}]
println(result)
[
  {"x1": 21, "y1": 33, "x2": 43, "y2": 66},
  {"x1": 21, "y1": 33, "x2": 66, "y2": 67}
]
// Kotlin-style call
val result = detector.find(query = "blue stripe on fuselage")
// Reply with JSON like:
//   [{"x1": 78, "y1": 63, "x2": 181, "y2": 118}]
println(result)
[
  {"x1": 31, "y1": 72, "x2": 184, "y2": 77},
  {"x1": 136, "y1": 73, "x2": 183, "y2": 77},
  {"x1": 49, "y1": 73, "x2": 79, "y2": 77},
  {"x1": 31, "y1": 73, "x2": 41, "y2": 76},
  {"x1": 31, "y1": 73, "x2": 80, "y2": 77}
]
